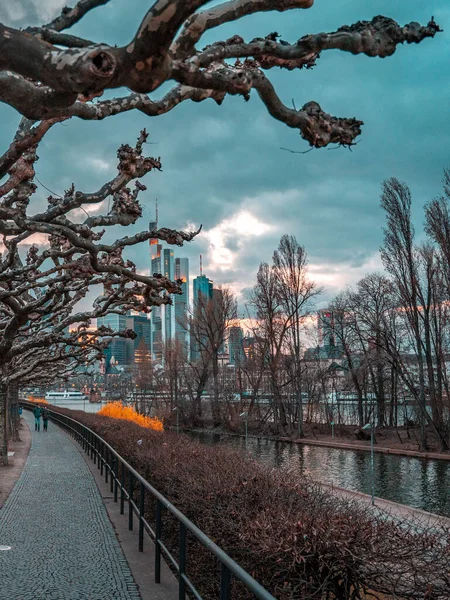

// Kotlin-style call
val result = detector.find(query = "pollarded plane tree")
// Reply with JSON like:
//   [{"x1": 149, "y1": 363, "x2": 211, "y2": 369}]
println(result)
[
  {"x1": 0, "y1": 1, "x2": 441, "y2": 154},
  {"x1": 5, "y1": 326, "x2": 117, "y2": 441},
  {"x1": 0, "y1": 131, "x2": 197, "y2": 463}
]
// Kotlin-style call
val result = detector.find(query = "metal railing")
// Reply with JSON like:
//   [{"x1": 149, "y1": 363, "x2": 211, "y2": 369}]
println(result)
[{"x1": 23, "y1": 403, "x2": 276, "y2": 600}]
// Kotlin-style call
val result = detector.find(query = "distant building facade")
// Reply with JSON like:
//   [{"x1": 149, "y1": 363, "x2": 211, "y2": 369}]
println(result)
[
  {"x1": 318, "y1": 309, "x2": 336, "y2": 347},
  {"x1": 228, "y1": 326, "x2": 245, "y2": 365},
  {"x1": 190, "y1": 274, "x2": 214, "y2": 362},
  {"x1": 149, "y1": 216, "x2": 190, "y2": 362},
  {"x1": 97, "y1": 313, "x2": 128, "y2": 367},
  {"x1": 149, "y1": 218, "x2": 163, "y2": 361},
  {"x1": 175, "y1": 257, "x2": 189, "y2": 357},
  {"x1": 126, "y1": 312, "x2": 151, "y2": 364}
]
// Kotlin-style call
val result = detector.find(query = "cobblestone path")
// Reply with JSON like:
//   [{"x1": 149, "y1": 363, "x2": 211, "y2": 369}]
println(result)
[{"x1": 0, "y1": 411, "x2": 141, "y2": 600}]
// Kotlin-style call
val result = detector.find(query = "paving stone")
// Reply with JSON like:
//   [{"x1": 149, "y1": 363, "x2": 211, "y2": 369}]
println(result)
[{"x1": 0, "y1": 411, "x2": 141, "y2": 600}]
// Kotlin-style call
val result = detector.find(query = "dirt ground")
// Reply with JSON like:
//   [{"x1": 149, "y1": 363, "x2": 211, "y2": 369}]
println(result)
[{"x1": 0, "y1": 418, "x2": 31, "y2": 508}]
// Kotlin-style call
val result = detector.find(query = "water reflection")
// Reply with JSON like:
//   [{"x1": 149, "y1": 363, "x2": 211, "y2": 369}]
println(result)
[{"x1": 192, "y1": 433, "x2": 450, "y2": 517}]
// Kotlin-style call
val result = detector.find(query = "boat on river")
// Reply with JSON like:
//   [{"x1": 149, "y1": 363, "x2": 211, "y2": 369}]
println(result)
[{"x1": 45, "y1": 390, "x2": 88, "y2": 403}]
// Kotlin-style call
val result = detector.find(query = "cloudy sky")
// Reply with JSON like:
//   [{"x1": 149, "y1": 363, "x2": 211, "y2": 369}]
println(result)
[{"x1": 1, "y1": 0, "x2": 450, "y2": 311}]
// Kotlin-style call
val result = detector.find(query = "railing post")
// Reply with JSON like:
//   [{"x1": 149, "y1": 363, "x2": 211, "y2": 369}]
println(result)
[
  {"x1": 220, "y1": 564, "x2": 232, "y2": 600},
  {"x1": 128, "y1": 473, "x2": 134, "y2": 531},
  {"x1": 120, "y1": 465, "x2": 125, "y2": 515},
  {"x1": 155, "y1": 499, "x2": 162, "y2": 583},
  {"x1": 93, "y1": 437, "x2": 97, "y2": 465},
  {"x1": 90, "y1": 432, "x2": 94, "y2": 459},
  {"x1": 139, "y1": 482, "x2": 145, "y2": 552},
  {"x1": 110, "y1": 455, "x2": 114, "y2": 494},
  {"x1": 179, "y1": 522, "x2": 187, "y2": 600},
  {"x1": 114, "y1": 457, "x2": 118, "y2": 503},
  {"x1": 100, "y1": 443, "x2": 104, "y2": 476},
  {"x1": 105, "y1": 448, "x2": 109, "y2": 484}
]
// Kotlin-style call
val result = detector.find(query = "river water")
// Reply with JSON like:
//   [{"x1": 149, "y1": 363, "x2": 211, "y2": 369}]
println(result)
[{"x1": 192, "y1": 432, "x2": 450, "y2": 517}]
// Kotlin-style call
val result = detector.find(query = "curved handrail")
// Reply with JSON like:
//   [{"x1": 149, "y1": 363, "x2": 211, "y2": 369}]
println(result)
[{"x1": 22, "y1": 402, "x2": 276, "y2": 600}]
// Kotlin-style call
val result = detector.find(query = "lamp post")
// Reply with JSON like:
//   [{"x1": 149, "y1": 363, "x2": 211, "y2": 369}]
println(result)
[
  {"x1": 362, "y1": 422, "x2": 375, "y2": 505},
  {"x1": 240, "y1": 411, "x2": 248, "y2": 446},
  {"x1": 173, "y1": 406, "x2": 179, "y2": 435}
]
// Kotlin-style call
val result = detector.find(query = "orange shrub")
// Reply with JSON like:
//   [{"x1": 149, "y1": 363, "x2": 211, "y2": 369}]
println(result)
[
  {"x1": 98, "y1": 401, "x2": 163, "y2": 431},
  {"x1": 28, "y1": 396, "x2": 48, "y2": 404}
]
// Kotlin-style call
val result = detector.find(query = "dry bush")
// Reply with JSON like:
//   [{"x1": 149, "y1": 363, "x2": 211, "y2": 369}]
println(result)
[{"x1": 50, "y1": 407, "x2": 450, "y2": 599}]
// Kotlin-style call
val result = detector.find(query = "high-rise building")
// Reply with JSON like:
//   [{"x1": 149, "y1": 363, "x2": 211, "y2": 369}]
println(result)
[
  {"x1": 149, "y1": 207, "x2": 190, "y2": 362},
  {"x1": 193, "y1": 275, "x2": 213, "y2": 303},
  {"x1": 228, "y1": 326, "x2": 245, "y2": 365},
  {"x1": 190, "y1": 274, "x2": 214, "y2": 362},
  {"x1": 150, "y1": 216, "x2": 163, "y2": 361},
  {"x1": 126, "y1": 312, "x2": 151, "y2": 364},
  {"x1": 212, "y1": 288, "x2": 226, "y2": 355},
  {"x1": 97, "y1": 313, "x2": 128, "y2": 366},
  {"x1": 163, "y1": 248, "x2": 175, "y2": 343},
  {"x1": 175, "y1": 257, "x2": 189, "y2": 357}
]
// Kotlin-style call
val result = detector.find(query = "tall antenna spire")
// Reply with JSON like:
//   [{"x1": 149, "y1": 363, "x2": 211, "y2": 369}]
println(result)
[
  {"x1": 200, "y1": 254, "x2": 203, "y2": 276},
  {"x1": 155, "y1": 197, "x2": 158, "y2": 226}
]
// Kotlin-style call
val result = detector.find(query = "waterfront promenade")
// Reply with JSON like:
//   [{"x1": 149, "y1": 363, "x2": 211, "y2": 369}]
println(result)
[{"x1": 0, "y1": 411, "x2": 142, "y2": 600}]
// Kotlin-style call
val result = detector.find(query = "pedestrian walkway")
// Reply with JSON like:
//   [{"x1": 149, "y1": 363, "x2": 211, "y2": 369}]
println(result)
[{"x1": 0, "y1": 411, "x2": 141, "y2": 600}]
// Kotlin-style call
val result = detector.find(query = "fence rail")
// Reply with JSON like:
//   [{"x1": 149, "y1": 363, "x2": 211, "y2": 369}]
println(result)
[{"x1": 23, "y1": 402, "x2": 276, "y2": 600}]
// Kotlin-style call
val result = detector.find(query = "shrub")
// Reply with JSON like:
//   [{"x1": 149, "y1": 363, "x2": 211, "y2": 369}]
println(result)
[
  {"x1": 48, "y1": 406, "x2": 450, "y2": 599},
  {"x1": 98, "y1": 401, "x2": 163, "y2": 431}
]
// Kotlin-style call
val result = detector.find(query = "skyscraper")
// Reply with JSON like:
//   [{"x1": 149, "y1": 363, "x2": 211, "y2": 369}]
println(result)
[
  {"x1": 150, "y1": 214, "x2": 163, "y2": 361},
  {"x1": 149, "y1": 205, "x2": 190, "y2": 362},
  {"x1": 190, "y1": 273, "x2": 214, "y2": 362},
  {"x1": 193, "y1": 274, "x2": 213, "y2": 303},
  {"x1": 97, "y1": 313, "x2": 128, "y2": 366},
  {"x1": 163, "y1": 248, "x2": 175, "y2": 343},
  {"x1": 175, "y1": 257, "x2": 189, "y2": 356},
  {"x1": 228, "y1": 326, "x2": 245, "y2": 365},
  {"x1": 126, "y1": 312, "x2": 151, "y2": 363}
]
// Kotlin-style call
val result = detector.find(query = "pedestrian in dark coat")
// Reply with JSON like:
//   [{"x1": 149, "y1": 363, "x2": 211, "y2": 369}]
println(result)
[
  {"x1": 42, "y1": 407, "x2": 49, "y2": 431},
  {"x1": 33, "y1": 405, "x2": 42, "y2": 432}
]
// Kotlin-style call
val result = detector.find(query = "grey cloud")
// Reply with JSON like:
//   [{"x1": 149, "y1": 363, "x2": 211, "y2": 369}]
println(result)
[{"x1": 1, "y1": 0, "x2": 449, "y2": 309}]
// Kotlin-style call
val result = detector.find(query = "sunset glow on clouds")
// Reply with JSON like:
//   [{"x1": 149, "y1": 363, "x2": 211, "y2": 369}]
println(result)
[{"x1": 203, "y1": 210, "x2": 274, "y2": 271}]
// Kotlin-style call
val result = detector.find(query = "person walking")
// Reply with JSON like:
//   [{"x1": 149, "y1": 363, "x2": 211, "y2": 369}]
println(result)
[
  {"x1": 33, "y1": 404, "x2": 42, "y2": 432},
  {"x1": 42, "y1": 407, "x2": 49, "y2": 432}
]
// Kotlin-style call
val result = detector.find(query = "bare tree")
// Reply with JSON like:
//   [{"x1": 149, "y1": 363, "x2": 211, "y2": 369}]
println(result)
[
  {"x1": 273, "y1": 235, "x2": 320, "y2": 436},
  {"x1": 189, "y1": 286, "x2": 237, "y2": 423},
  {"x1": 250, "y1": 262, "x2": 291, "y2": 432},
  {"x1": 349, "y1": 273, "x2": 396, "y2": 427},
  {"x1": 0, "y1": 3, "x2": 439, "y2": 150},
  {"x1": 0, "y1": 130, "x2": 198, "y2": 462},
  {"x1": 380, "y1": 178, "x2": 429, "y2": 449},
  {"x1": 162, "y1": 338, "x2": 186, "y2": 411}
]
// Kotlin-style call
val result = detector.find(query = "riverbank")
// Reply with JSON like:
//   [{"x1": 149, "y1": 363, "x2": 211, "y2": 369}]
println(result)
[
  {"x1": 186, "y1": 426, "x2": 450, "y2": 462},
  {"x1": 322, "y1": 482, "x2": 450, "y2": 529}
]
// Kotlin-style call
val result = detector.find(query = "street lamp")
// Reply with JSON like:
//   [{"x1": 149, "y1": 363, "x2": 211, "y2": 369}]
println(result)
[
  {"x1": 240, "y1": 411, "x2": 248, "y2": 446},
  {"x1": 362, "y1": 422, "x2": 375, "y2": 506},
  {"x1": 173, "y1": 406, "x2": 179, "y2": 435}
]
